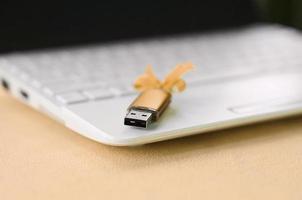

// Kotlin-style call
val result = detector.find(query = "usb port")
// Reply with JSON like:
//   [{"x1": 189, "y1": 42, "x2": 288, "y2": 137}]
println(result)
[{"x1": 20, "y1": 90, "x2": 29, "y2": 100}]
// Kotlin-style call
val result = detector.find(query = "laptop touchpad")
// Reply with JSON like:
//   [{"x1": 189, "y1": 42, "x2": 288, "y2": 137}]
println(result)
[{"x1": 229, "y1": 97, "x2": 302, "y2": 114}]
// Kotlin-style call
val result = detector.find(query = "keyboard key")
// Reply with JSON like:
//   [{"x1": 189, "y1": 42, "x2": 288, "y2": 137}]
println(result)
[
  {"x1": 110, "y1": 86, "x2": 136, "y2": 96},
  {"x1": 43, "y1": 83, "x2": 78, "y2": 96},
  {"x1": 82, "y1": 88, "x2": 114, "y2": 100},
  {"x1": 56, "y1": 92, "x2": 88, "y2": 104},
  {"x1": 43, "y1": 81, "x2": 106, "y2": 96}
]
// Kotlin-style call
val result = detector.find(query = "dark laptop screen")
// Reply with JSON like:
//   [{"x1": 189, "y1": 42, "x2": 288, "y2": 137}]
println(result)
[{"x1": 0, "y1": 0, "x2": 260, "y2": 53}]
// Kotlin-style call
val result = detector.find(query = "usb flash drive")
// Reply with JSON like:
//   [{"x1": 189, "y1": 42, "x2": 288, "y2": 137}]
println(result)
[
  {"x1": 124, "y1": 62, "x2": 193, "y2": 128},
  {"x1": 124, "y1": 89, "x2": 171, "y2": 128}
]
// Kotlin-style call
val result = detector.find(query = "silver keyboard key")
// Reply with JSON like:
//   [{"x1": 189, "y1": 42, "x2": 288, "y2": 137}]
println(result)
[{"x1": 56, "y1": 92, "x2": 88, "y2": 104}]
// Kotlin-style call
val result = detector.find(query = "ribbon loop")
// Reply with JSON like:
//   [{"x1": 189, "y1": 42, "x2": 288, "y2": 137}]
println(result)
[{"x1": 134, "y1": 62, "x2": 193, "y2": 93}]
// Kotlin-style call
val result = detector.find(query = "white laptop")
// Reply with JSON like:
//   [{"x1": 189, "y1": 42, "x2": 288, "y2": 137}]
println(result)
[{"x1": 1, "y1": 1, "x2": 302, "y2": 146}]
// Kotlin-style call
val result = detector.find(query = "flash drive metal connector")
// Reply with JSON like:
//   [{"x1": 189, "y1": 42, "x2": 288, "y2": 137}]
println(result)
[
  {"x1": 124, "y1": 109, "x2": 153, "y2": 128},
  {"x1": 124, "y1": 89, "x2": 171, "y2": 128}
]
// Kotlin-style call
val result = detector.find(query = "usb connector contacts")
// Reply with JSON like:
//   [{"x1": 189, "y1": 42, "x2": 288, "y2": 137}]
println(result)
[
  {"x1": 124, "y1": 109, "x2": 153, "y2": 128},
  {"x1": 124, "y1": 89, "x2": 171, "y2": 128}
]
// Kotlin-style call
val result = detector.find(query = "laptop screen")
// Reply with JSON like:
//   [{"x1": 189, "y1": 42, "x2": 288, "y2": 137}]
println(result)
[{"x1": 0, "y1": 0, "x2": 260, "y2": 53}]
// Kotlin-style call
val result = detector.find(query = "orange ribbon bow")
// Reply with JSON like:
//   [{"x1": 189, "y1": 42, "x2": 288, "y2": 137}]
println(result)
[{"x1": 134, "y1": 62, "x2": 194, "y2": 93}]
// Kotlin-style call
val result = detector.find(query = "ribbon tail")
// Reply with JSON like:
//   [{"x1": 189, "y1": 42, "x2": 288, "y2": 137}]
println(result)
[{"x1": 162, "y1": 62, "x2": 193, "y2": 92}]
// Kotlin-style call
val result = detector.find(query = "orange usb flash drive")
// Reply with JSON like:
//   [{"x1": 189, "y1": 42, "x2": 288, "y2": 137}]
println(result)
[{"x1": 124, "y1": 62, "x2": 193, "y2": 128}]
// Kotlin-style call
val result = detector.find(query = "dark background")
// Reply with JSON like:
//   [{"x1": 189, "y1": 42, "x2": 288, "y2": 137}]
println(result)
[{"x1": 0, "y1": 0, "x2": 300, "y2": 53}]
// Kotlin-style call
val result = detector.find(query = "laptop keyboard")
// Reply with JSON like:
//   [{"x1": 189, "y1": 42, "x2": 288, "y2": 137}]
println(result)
[{"x1": 1, "y1": 25, "x2": 302, "y2": 105}]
